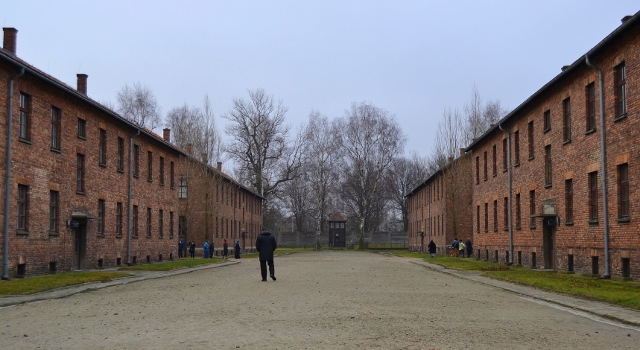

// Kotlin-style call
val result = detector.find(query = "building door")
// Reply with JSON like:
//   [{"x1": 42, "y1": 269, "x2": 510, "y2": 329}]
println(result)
[
  {"x1": 73, "y1": 221, "x2": 87, "y2": 270},
  {"x1": 543, "y1": 218, "x2": 555, "y2": 270}
]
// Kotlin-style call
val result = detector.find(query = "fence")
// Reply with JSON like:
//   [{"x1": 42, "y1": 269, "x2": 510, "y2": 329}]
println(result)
[{"x1": 273, "y1": 231, "x2": 407, "y2": 249}]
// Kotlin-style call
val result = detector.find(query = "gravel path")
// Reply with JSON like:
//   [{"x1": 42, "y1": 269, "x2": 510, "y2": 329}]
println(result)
[{"x1": 1, "y1": 250, "x2": 638, "y2": 349}]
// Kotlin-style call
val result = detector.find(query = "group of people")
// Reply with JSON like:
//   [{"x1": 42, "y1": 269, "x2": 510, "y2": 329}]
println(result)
[
  {"x1": 178, "y1": 238, "x2": 244, "y2": 259},
  {"x1": 178, "y1": 240, "x2": 198, "y2": 259},
  {"x1": 426, "y1": 237, "x2": 473, "y2": 258},
  {"x1": 451, "y1": 238, "x2": 473, "y2": 257}
]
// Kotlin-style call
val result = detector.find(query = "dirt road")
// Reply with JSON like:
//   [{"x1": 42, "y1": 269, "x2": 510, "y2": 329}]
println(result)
[{"x1": 1, "y1": 251, "x2": 638, "y2": 349}]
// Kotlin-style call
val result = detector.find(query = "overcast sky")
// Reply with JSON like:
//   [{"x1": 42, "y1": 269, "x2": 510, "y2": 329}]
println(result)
[{"x1": 3, "y1": 1, "x2": 639, "y2": 161}]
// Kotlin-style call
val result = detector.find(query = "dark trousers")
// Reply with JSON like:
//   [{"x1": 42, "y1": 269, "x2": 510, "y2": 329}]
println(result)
[{"x1": 260, "y1": 259, "x2": 275, "y2": 280}]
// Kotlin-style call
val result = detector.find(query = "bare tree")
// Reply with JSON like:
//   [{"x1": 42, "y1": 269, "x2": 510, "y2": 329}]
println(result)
[
  {"x1": 386, "y1": 153, "x2": 430, "y2": 232},
  {"x1": 336, "y1": 102, "x2": 406, "y2": 248},
  {"x1": 224, "y1": 89, "x2": 305, "y2": 226},
  {"x1": 116, "y1": 82, "x2": 162, "y2": 129}
]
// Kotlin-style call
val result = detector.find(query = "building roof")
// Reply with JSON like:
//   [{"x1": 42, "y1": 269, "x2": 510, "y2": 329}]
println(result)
[
  {"x1": 0, "y1": 30, "x2": 262, "y2": 200},
  {"x1": 328, "y1": 211, "x2": 347, "y2": 222},
  {"x1": 465, "y1": 11, "x2": 640, "y2": 152}
]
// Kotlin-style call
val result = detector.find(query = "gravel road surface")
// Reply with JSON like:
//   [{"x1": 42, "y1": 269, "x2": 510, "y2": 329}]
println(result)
[{"x1": 1, "y1": 250, "x2": 638, "y2": 349}]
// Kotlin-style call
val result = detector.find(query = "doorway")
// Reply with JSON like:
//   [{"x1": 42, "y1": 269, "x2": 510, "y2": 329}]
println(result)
[
  {"x1": 542, "y1": 217, "x2": 556, "y2": 270},
  {"x1": 73, "y1": 221, "x2": 87, "y2": 270}
]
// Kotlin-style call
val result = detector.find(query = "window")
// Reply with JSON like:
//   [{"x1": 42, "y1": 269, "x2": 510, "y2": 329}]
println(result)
[
  {"x1": 146, "y1": 207, "x2": 152, "y2": 237},
  {"x1": 493, "y1": 200, "x2": 498, "y2": 232},
  {"x1": 17, "y1": 184, "x2": 29, "y2": 231},
  {"x1": 99, "y1": 129, "x2": 107, "y2": 166},
  {"x1": 77, "y1": 118, "x2": 86, "y2": 139},
  {"x1": 527, "y1": 121, "x2": 534, "y2": 159},
  {"x1": 483, "y1": 151, "x2": 488, "y2": 181},
  {"x1": 133, "y1": 145, "x2": 140, "y2": 177},
  {"x1": 514, "y1": 130, "x2": 520, "y2": 165},
  {"x1": 179, "y1": 215, "x2": 187, "y2": 237},
  {"x1": 586, "y1": 83, "x2": 596, "y2": 131},
  {"x1": 563, "y1": 97, "x2": 571, "y2": 142},
  {"x1": 492, "y1": 145, "x2": 497, "y2": 176},
  {"x1": 169, "y1": 211, "x2": 174, "y2": 239},
  {"x1": 618, "y1": 163, "x2": 629, "y2": 220},
  {"x1": 117, "y1": 137, "x2": 124, "y2": 172},
  {"x1": 19, "y1": 92, "x2": 31, "y2": 141},
  {"x1": 76, "y1": 154, "x2": 85, "y2": 193},
  {"x1": 529, "y1": 190, "x2": 536, "y2": 228},
  {"x1": 147, "y1": 151, "x2": 153, "y2": 182},
  {"x1": 133, "y1": 205, "x2": 139, "y2": 237},
  {"x1": 158, "y1": 209, "x2": 164, "y2": 238},
  {"x1": 475, "y1": 156, "x2": 480, "y2": 184},
  {"x1": 502, "y1": 138, "x2": 507, "y2": 171},
  {"x1": 116, "y1": 202, "x2": 123, "y2": 236},
  {"x1": 170, "y1": 161, "x2": 175, "y2": 189},
  {"x1": 179, "y1": 178, "x2": 188, "y2": 198},
  {"x1": 51, "y1": 107, "x2": 61, "y2": 151},
  {"x1": 543, "y1": 110, "x2": 551, "y2": 132},
  {"x1": 565, "y1": 179, "x2": 573, "y2": 224},
  {"x1": 97, "y1": 199, "x2": 105, "y2": 235},
  {"x1": 49, "y1": 190, "x2": 59, "y2": 233},
  {"x1": 544, "y1": 145, "x2": 552, "y2": 187},
  {"x1": 588, "y1": 172, "x2": 598, "y2": 221},
  {"x1": 614, "y1": 62, "x2": 627, "y2": 117},
  {"x1": 159, "y1": 157, "x2": 165, "y2": 186},
  {"x1": 484, "y1": 203, "x2": 489, "y2": 233},
  {"x1": 476, "y1": 206, "x2": 480, "y2": 233},
  {"x1": 515, "y1": 193, "x2": 521, "y2": 230},
  {"x1": 503, "y1": 197, "x2": 509, "y2": 230}
]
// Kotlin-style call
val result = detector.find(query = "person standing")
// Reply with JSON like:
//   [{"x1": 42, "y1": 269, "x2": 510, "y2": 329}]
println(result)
[
  {"x1": 466, "y1": 238, "x2": 473, "y2": 258},
  {"x1": 203, "y1": 241, "x2": 209, "y2": 258},
  {"x1": 234, "y1": 240, "x2": 241, "y2": 259},
  {"x1": 209, "y1": 241, "x2": 215, "y2": 258},
  {"x1": 178, "y1": 239, "x2": 184, "y2": 258},
  {"x1": 256, "y1": 229, "x2": 277, "y2": 281},
  {"x1": 223, "y1": 239, "x2": 229, "y2": 259},
  {"x1": 428, "y1": 240, "x2": 436, "y2": 258},
  {"x1": 458, "y1": 239, "x2": 466, "y2": 257},
  {"x1": 451, "y1": 238, "x2": 459, "y2": 257},
  {"x1": 189, "y1": 241, "x2": 196, "y2": 258}
]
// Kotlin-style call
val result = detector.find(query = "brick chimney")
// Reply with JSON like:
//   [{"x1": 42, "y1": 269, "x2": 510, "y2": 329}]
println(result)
[
  {"x1": 217, "y1": 162, "x2": 222, "y2": 171},
  {"x1": 186, "y1": 143, "x2": 192, "y2": 154},
  {"x1": 3, "y1": 27, "x2": 17, "y2": 55},
  {"x1": 201, "y1": 153, "x2": 208, "y2": 164},
  {"x1": 162, "y1": 128, "x2": 171, "y2": 142},
  {"x1": 76, "y1": 74, "x2": 88, "y2": 95}
]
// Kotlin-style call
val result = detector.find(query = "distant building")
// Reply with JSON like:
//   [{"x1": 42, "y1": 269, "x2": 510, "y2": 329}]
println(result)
[{"x1": 328, "y1": 211, "x2": 347, "y2": 248}]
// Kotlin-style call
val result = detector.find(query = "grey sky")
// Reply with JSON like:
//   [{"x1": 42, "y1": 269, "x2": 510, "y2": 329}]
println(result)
[{"x1": 3, "y1": 0, "x2": 638, "y2": 161}]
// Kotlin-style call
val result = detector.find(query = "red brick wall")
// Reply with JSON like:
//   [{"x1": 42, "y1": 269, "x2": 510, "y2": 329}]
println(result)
[{"x1": 470, "y1": 22, "x2": 640, "y2": 279}]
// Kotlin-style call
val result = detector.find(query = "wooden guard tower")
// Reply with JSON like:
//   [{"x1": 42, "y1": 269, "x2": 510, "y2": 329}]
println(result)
[{"x1": 328, "y1": 212, "x2": 347, "y2": 248}]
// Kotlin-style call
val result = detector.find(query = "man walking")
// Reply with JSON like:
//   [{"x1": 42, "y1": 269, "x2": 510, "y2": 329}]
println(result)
[{"x1": 256, "y1": 229, "x2": 277, "y2": 281}]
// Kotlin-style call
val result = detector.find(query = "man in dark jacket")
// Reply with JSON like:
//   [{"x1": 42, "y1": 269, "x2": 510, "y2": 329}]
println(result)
[{"x1": 256, "y1": 229, "x2": 277, "y2": 281}]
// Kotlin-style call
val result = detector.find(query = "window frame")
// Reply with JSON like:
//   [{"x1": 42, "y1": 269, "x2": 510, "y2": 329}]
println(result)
[
  {"x1": 543, "y1": 109, "x2": 551, "y2": 133},
  {"x1": 49, "y1": 190, "x2": 59, "y2": 233},
  {"x1": 77, "y1": 118, "x2": 86, "y2": 139},
  {"x1": 97, "y1": 199, "x2": 105, "y2": 235},
  {"x1": 586, "y1": 82, "x2": 596, "y2": 132},
  {"x1": 565, "y1": 179, "x2": 574, "y2": 224},
  {"x1": 50, "y1": 106, "x2": 62, "y2": 151},
  {"x1": 529, "y1": 190, "x2": 536, "y2": 229},
  {"x1": 146, "y1": 207, "x2": 152, "y2": 237},
  {"x1": 544, "y1": 145, "x2": 552, "y2": 187},
  {"x1": 133, "y1": 205, "x2": 139, "y2": 237},
  {"x1": 116, "y1": 202, "x2": 123, "y2": 237},
  {"x1": 19, "y1": 92, "x2": 31, "y2": 142},
  {"x1": 527, "y1": 121, "x2": 534, "y2": 160},
  {"x1": 99, "y1": 128, "x2": 107, "y2": 166},
  {"x1": 588, "y1": 172, "x2": 599, "y2": 222},
  {"x1": 614, "y1": 61, "x2": 627, "y2": 118},
  {"x1": 179, "y1": 177, "x2": 188, "y2": 199},
  {"x1": 117, "y1": 137, "x2": 125, "y2": 172},
  {"x1": 76, "y1": 154, "x2": 85, "y2": 193},
  {"x1": 514, "y1": 130, "x2": 520, "y2": 166},
  {"x1": 147, "y1": 151, "x2": 153, "y2": 182},
  {"x1": 617, "y1": 163, "x2": 629, "y2": 220},
  {"x1": 17, "y1": 184, "x2": 29, "y2": 231},
  {"x1": 563, "y1": 97, "x2": 572, "y2": 143}
]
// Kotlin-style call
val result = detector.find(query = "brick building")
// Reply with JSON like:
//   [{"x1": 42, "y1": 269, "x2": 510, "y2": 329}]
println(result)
[
  {"x1": 466, "y1": 13, "x2": 640, "y2": 279},
  {"x1": 1, "y1": 28, "x2": 262, "y2": 278},
  {"x1": 406, "y1": 152, "x2": 473, "y2": 255}
]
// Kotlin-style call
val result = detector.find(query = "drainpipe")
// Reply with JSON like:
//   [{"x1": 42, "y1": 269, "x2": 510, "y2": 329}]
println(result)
[
  {"x1": 585, "y1": 54, "x2": 611, "y2": 278},
  {"x1": 3, "y1": 66, "x2": 25, "y2": 280},
  {"x1": 126, "y1": 129, "x2": 141, "y2": 266},
  {"x1": 498, "y1": 123, "x2": 514, "y2": 265}
]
